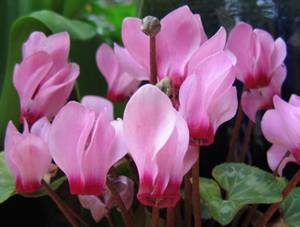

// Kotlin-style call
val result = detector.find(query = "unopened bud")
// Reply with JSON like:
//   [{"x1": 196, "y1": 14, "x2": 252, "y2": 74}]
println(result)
[{"x1": 141, "y1": 16, "x2": 161, "y2": 36}]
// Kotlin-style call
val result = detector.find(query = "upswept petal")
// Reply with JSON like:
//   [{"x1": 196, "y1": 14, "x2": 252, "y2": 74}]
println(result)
[
  {"x1": 188, "y1": 27, "x2": 226, "y2": 74},
  {"x1": 122, "y1": 17, "x2": 149, "y2": 71},
  {"x1": 80, "y1": 112, "x2": 115, "y2": 194},
  {"x1": 22, "y1": 32, "x2": 70, "y2": 70},
  {"x1": 114, "y1": 43, "x2": 148, "y2": 81},
  {"x1": 124, "y1": 85, "x2": 177, "y2": 167},
  {"x1": 261, "y1": 97, "x2": 296, "y2": 148},
  {"x1": 271, "y1": 38, "x2": 287, "y2": 72},
  {"x1": 13, "y1": 52, "x2": 53, "y2": 99},
  {"x1": 81, "y1": 95, "x2": 114, "y2": 121},
  {"x1": 49, "y1": 101, "x2": 95, "y2": 189},
  {"x1": 96, "y1": 44, "x2": 119, "y2": 87},
  {"x1": 31, "y1": 63, "x2": 79, "y2": 119},
  {"x1": 30, "y1": 117, "x2": 51, "y2": 142},
  {"x1": 210, "y1": 87, "x2": 238, "y2": 132},
  {"x1": 157, "y1": 5, "x2": 202, "y2": 82},
  {"x1": 227, "y1": 22, "x2": 253, "y2": 80},
  {"x1": 289, "y1": 94, "x2": 300, "y2": 107}
]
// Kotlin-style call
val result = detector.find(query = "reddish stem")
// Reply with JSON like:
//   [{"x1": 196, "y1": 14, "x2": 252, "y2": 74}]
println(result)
[
  {"x1": 150, "y1": 35, "x2": 157, "y2": 84},
  {"x1": 184, "y1": 171, "x2": 192, "y2": 227},
  {"x1": 192, "y1": 149, "x2": 201, "y2": 227},
  {"x1": 41, "y1": 180, "x2": 79, "y2": 227},
  {"x1": 152, "y1": 207, "x2": 160, "y2": 227},
  {"x1": 167, "y1": 206, "x2": 175, "y2": 227},
  {"x1": 227, "y1": 88, "x2": 245, "y2": 162},
  {"x1": 239, "y1": 120, "x2": 254, "y2": 162},
  {"x1": 257, "y1": 169, "x2": 300, "y2": 227}
]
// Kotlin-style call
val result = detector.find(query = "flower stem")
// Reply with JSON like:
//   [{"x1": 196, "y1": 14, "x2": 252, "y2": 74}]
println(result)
[
  {"x1": 227, "y1": 87, "x2": 245, "y2": 162},
  {"x1": 152, "y1": 207, "x2": 160, "y2": 227},
  {"x1": 106, "y1": 177, "x2": 133, "y2": 227},
  {"x1": 192, "y1": 148, "x2": 201, "y2": 227},
  {"x1": 41, "y1": 180, "x2": 79, "y2": 227},
  {"x1": 167, "y1": 206, "x2": 175, "y2": 227},
  {"x1": 241, "y1": 204, "x2": 258, "y2": 227},
  {"x1": 239, "y1": 120, "x2": 254, "y2": 162},
  {"x1": 257, "y1": 169, "x2": 300, "y2": 227},
  {"x1": 184, "y1": 170, "x2": 192, "y2": 227},
  {"x1": 150, "y1": 35, "x2": 157, "y2": 84}
]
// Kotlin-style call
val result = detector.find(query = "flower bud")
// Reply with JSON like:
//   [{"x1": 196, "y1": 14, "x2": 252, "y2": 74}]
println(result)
[{"x1": 141, "y1": 16, "x2": 161, "y2": 36}]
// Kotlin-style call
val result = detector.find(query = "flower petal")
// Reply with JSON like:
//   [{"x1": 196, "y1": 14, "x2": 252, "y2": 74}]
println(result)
[
  {"x1": 188, "y1": 27, "x2": 226, "y2": 74},
  {"x1": 81, "y1": 95, "x2": 114, "y2": 121},
  {"x1": 124, "y1": 84, "x2": 177, "y2": 170},
  {"x1": 122, "y1": 17, "x2": 149, "y2": 71},
  {"x1": 49, "y1": 101, "x2": 95, "y2": 192}
]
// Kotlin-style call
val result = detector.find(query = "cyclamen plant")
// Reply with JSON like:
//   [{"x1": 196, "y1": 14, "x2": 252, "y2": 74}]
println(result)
[{"x1": 2, "y1": 4, "x2": 300, "y2": 227}]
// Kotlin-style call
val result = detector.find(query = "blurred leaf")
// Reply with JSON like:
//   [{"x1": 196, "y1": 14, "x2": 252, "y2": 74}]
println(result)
[
  {"x1": 20, "y1": 177, "x2": 66, "y2": 198},
  {"x1": 200, "y1": 163, "x2": 285, "y2": 225},
  {"x1": 82, "y1": 2, "x2": 136, "y2": 42},
  {"x1": 63, "y1": 0, "x2": 88, "y2": 18},
  {"x1": 0, "y1": 152, "x2": 15, "y2": 203},
  {"x1": 0, "y1": 10, "x2": 97, "y2": 142},
  {"x1": 281, "y1": 187, "x2": 300, "y2": 227}
]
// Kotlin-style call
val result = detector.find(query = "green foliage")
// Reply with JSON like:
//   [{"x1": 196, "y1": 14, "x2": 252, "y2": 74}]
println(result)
[
  {"x1": 0, "y1": 152, "x2": 15, "y2": 203},
  {"x1": 200, "y1": 163, "x2": 285, "y2": 225},
  {"x1": 82, "y1": 1, "x2": 137, "y2": 42},
  {"x1": 281, "y1": 187, "x2": 300, "y2": 227}
]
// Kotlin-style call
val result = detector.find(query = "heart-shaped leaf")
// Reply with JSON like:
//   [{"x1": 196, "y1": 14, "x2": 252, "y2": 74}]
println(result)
[
  {"x1": 0, "y1": 152, "x2": 15, "y2": 203},
  {"x1": 280, "y1": 187, "x2": 300, "y2": 227},
  {"x1": 200, "y1": 163, "x2": 285, "y2": 225}
]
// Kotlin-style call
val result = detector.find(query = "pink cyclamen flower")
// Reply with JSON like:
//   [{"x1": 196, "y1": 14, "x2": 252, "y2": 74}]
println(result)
[
  {"x1": 122, "y1": 5, "x2": 228, "y2": 86},
  {"x1": 4, "y1": 118, "x2": 51, "y2": 192},
  {"x1": 78, "y1": 176, "x2": 134, "y2": 222},
  {"x1": 241, "y1": 65, "x2": 286, "y2": 122},
  {"x1": 123, "y1": 85, "x2": 198, "y2": 208},
  {"x1": 227, "y1": 22, "x2": 287, "y2": 89},
  {"x1": 96, "y1": 43, "x2": 148, "y2": 101},
  {"x1": 261, "y1": 95, "x2": 300, "y2": 174},
  {"x1": 49, "y1": 99, "x2": 127, "y2": 195},
  {"x1": 179, "y1": 51, "x2": 238, "y2": 146},
  {"x1": 13, "y1": 32, "x2": 79, "y2": 124}
]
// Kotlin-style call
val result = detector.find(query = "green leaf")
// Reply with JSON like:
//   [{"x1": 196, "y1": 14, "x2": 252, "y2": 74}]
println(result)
[
  {"x1": 63, "y1": 0, "x2": 88, "y2": 18},
  {"x1": 0, "y1": 10, "x2": 96, "y2": 142},
  {"x1": 0, "y1": 152, "x2": 15, "y2": 203},
  {"x1": 20, "y1": 177, "x2": 66, "y2": 198},
  {"x1": 200, "y1": 163, "x2": 285, "y2": 225},
  {"x1": 281, "y1": 187, "x2": 300, "y2": 227}
]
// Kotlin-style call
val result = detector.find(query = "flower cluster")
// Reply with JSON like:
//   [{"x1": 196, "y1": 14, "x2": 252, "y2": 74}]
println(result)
[{"x1": 4, "y1": 4, "x2": 296, "y2": 224}]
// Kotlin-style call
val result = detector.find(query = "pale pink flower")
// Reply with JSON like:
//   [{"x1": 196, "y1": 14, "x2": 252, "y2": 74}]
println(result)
[
  {"x1": 261, "y1": 95, "x2": 300, "y2": 174},
  {"x1": 179, "y1": 51, "x2": 238, "y2": 145},
  {"x1": 227, "y1": 22, "x2": 286, "y2": 89},
  {"x1": 13, "y1": 32, "x2": 79, "y2": 124},
  {"x1": 4, "y1": 118, "x2": 51, "y2": 192},
  {"x1": 122, "y1": 5, "x2": 227, "y2": 86},
  {"x1": 49, "y1": 100, "x2": 127, "y2": 195},
  {"x1": 96, "y1": 43, "x2": 147, "y2": 101},
  {"x1": 123, "y1": 85, "x2": 198, "y2": 208}
]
